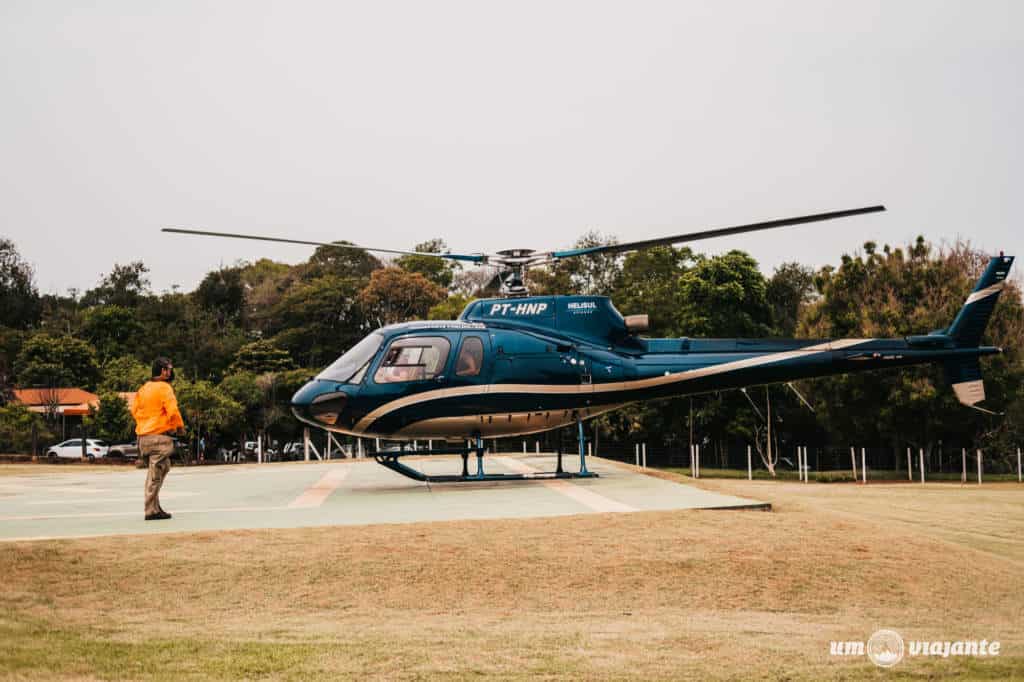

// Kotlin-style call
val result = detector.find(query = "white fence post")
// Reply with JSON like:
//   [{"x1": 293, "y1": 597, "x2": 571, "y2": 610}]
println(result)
[
  {"x1": 257, "y1": 435, "x2": 263, "y2": 464},
  {"x1": 634, "y1": 444, "x2": 639, "y2": 467},
  {"x1": 861, "y1": 447, "x2": 867, "y2": 484},
  {"x1": 642, "y1": 442, "x2": 647, "y2": 469},
  {"x1": 304, "y1": 427, "x2": 310, "y2": 462},
  {"x1": 695, "y1": 444, "x2": 700, "y2": 478},
  {"x1": 919, "y1": 448, "x2": 925, "y2": 484},
  {"x1": 587, "y1": 442, "x2": 592, "y2": 458},
  {"x1": 1018, "y1": 447, "x2": 1022, "y2": 483},
  {"x1": 850, "y1": 446, "x2": 857, "y2": 481},
  {"x1": 326, "y1": 434, "x2": 331, "y2": 460},
  {"x1": 535, "y1": 441, "x2": 540, "y2": 454},
  {"x1": 907, "y1": 447, "x2": 912, "y2": 481},
  {"x1": 803, "y1": 446, "x2": 809, "y2": 483},
  {"x1": 796, "y1": 446, "x2": 803, "y2": 482},
  {"x1": 962, "y1": 448, "x2": 967, "y2": 484},
  {"x1": 977, "y1": 449, "x2": 983, "y2": 485},
  {"x1": 747, "y1": 444, "x2": 752, "y2": 481}
]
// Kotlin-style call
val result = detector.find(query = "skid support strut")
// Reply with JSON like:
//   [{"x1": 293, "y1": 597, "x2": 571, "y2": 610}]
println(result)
[{"x1": 369, "y1": 430, "x2": 598, "y2": 483}]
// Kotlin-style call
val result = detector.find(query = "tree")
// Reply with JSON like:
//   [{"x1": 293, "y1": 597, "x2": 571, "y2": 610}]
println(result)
[
  {"x1": 85, "y1": 392, "x2": 134, "y2": 443},
  {"x1": 428, "y1": 295, "x2": 474, "y2": 321},
  {"x1": 99, "y1": 355, "x2": 150, "y2": 393},
  {"x1": 395, "y1": 239, "x2": 460, "y2": 289},
  {"x1": 0, "y1": 237, "x2": 41, "y2": 329},
  {"x1": 798, "y1": 239, "x2": 1024, "y2": 467},
  {"x1": 358, "y1": 268, "x2": 447, "y2": 327},
  {"x1": 676, "y1": 251, "x2": 772, "y2": 337},
  {"x1": 263, "y1": 275, "x2": 369, "y2": 368},
  {"x1": 15, "y1": 334, "x2": 100, "y2": 389},
  {"x1": 303, "y1": 243, "x2": 381, "y2": 281},
  {"x1": 529, "y1": 231, "x2": 621, "y2": 296},
  {"x1": 613, "y1": 246, "x2": 694, "y2": 336},
  {"x1": 196, "y1": 266, "x2": 246, "y2": 324},
  {"x1": 0, "y1": 403, "x2": 52, "y2": 453},
  {"x1": 82, "y1": 261, "x2": 150, "y2": 308},
  {"x1": 175, "y1": 378, "x2": 245, "y2": 450},
  {"x1": 767, "y1": 262, "x2": 815, "y2": 337},
  {"x1": 80, "y1": 305, "x2": 144, "y2": 362},
  {"x1": 230, "y1": 340, "x2": 296, "y2": 375}
]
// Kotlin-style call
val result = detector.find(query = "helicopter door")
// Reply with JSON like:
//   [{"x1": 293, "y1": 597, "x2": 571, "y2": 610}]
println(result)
[{"x1": 448, "y1": 333, "x2": 491, "y2": 389}]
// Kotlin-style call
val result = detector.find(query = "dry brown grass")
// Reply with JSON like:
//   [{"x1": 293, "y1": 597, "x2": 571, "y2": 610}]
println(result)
[{"x1": 2, "y1": 469, "x2": 1023, "y2": 679}]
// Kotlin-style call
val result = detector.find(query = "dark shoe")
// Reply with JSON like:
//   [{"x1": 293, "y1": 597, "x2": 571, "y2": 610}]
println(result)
[{"x1": 144, "y1": 511, "x2": 172, "y2": 521}]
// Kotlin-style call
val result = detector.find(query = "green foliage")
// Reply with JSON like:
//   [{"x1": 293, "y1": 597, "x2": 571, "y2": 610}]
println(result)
[
  {"x1": 767, "y1": 262, "x2": 815, "y2": 337},
  {"x1": 81, "y1": 261, "x2": 150, "y2": 308},
  {"x1": 230, "y1": 340, "x2": 295, "y2": 375},
  {"x1": 263, "y1": 275, "x2": 368, "y2": 368},
  {"x1": 530, "y1": 231, "x2": 620, "y2": 296},
  {"x1": 358, "y1": 268, "x2": 447, "y2": 327},
  {"x1": 0, "y1": 237, "x2": 41, "y2": 329},
  {"x1": 196, "y1": 267, "x2": 246, "y2": 323},
  {"x1": 85, "y1": 392, "x2": 134, "y2": 443},
  {"x1": 0, "y1": 403, "x2": 51, "y2": 453},
  {"x1": 175, "y1": 378, "x2": 244, "y2": 434},
  {"x1": 395, "y1": 239, "x2": 460, "y2": 289},
  {"x1": 99, "y1": 356, "x2": 150, "y2": 393},
  {"x1": 302, "y1": 244, "x2": 381, "y2": 281},
  {"x1": 798, "y1": 239, "x2": 1024, "y2": 465},
  {"x1": 677, "y1": 251, "x2": 771, "y2": 337},
  {"x1": 613, "y1": 246, "x2": 694, "y2": 335},
  {"x1": 427, "y1": 295, "x2": 474, "y2": 321},
  {"x1": 80, "y1": 305, "x2": 144, "y2": 362},
  {"x1": 15, "y1": 333, "x2": 100, "y2": 389}
]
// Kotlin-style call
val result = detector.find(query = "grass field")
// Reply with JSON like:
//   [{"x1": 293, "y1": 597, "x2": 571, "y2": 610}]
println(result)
[{"x1": 1, "y1": 468, "x2": 1022, "y2": 680}]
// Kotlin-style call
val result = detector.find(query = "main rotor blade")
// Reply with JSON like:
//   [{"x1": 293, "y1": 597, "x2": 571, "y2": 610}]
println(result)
[
  {"x1": 161, "y1": 228, "x2": 486, "y2": 263},
  {"x1": 550, "y1": 205, "x2": 886, "y2": 259}
]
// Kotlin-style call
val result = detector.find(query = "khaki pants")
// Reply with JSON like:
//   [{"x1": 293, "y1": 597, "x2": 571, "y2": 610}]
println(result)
[{"x1": 139, "y1": 434, "x2": 174, "y2": 516}]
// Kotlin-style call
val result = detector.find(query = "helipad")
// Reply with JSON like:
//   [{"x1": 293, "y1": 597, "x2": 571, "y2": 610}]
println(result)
[{"x1": 0, "y1": 455, "x2": 768, "y2": 541}]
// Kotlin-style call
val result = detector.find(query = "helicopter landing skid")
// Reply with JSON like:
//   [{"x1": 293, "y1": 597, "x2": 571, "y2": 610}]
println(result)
[{"x1": 370, "y1": 441, "x2": 598, "y2": 484}]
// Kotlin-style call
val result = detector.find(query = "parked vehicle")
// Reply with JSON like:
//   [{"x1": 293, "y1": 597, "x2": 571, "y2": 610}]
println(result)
[
  {"x1": 281, "y1": 442, "x2": 304, "y2": 459},
  {"x1": 46, "y1": 439, "x2": 109, "y2": 461},
  {"x1": 107, "y1": 442, "x2": 139, "y2": 459}
]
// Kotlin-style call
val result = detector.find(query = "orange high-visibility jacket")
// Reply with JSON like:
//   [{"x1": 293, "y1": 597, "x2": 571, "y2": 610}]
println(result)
[{"x1": 132, "y1": 380, "x2": 185, "y2": 436}]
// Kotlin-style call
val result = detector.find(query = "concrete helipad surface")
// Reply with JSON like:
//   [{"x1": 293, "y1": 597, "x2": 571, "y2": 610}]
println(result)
[{"x1": 0, "y1": 455, "x2": 768, "y2": 541}]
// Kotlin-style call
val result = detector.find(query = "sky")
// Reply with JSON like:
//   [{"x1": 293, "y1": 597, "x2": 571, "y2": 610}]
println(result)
[{"x1": 1, "y1": 0, "x2": 1022, "y2": 296}]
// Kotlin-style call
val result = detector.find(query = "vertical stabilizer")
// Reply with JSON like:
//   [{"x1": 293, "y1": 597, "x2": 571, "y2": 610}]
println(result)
[{"x1": 946, "y1": 255, "x2": 1014, "y2": 348}]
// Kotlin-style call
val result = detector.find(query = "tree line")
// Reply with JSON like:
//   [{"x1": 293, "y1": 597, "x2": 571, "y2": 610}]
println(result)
[{"x1": 0, "y1": 233, "x2": 1020, "y2": 469}]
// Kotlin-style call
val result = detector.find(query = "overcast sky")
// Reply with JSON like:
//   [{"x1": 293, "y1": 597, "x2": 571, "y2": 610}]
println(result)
[{"x1": 1, "y1": 1, "x2": 1021, "y2": 296}]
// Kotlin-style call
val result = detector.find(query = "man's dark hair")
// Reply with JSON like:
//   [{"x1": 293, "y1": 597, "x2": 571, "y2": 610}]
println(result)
[{"x1": 152, "y1": 357, "x2": 172, "y2": 378}]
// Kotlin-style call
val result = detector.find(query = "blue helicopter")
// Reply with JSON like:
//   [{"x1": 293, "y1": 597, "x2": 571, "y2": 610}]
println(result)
[{"x1": 165, "y1": 206, "x2": 1014, "y2": 482}]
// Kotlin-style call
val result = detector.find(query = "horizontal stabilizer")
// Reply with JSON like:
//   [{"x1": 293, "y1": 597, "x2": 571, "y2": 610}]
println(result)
[{"x1": 945, "y1": 357, "x2": 985, "y2": 406}]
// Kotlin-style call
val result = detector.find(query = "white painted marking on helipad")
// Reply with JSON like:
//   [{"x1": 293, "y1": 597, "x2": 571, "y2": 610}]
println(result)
[
  {"x1": 287, "y1": 468, "x2": 350, "y2": 508},
  {"x1": 493, "y1": 457, "x2": 636, "y2": 513}
]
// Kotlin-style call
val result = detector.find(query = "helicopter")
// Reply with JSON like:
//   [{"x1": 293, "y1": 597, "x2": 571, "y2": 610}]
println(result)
[{"x1": 164, "y1": 206, "x2": 1014, "y2": 483}]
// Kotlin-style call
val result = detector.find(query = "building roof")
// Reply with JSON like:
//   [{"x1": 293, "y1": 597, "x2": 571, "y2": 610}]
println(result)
[{"x1": 13, "y1": 388, "x2": 99, "y2": 407}]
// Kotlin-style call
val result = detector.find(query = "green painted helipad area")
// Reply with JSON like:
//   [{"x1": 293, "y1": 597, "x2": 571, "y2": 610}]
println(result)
[{"x1": 0, "y1": 455, "x2": 768, "y2": 541}]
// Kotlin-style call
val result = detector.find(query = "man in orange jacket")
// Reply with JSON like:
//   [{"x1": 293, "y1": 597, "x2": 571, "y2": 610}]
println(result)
[{"x1": 131, "y1": 357, "x2": 185, "y2": 520}]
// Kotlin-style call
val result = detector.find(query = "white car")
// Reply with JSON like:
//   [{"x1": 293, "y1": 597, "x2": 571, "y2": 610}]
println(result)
[{"x1": 46, "y1": 438, "x2": 110, "y2": 461}]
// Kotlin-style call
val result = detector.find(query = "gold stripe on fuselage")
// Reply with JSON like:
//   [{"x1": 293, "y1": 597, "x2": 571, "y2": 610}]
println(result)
[{"x1": 351, "y1": 338, "x2": 870, "y2": 434}]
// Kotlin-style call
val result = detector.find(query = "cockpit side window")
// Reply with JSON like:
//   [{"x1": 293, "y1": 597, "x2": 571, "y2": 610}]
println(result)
[
  {"x1": 374, "y1": 336, "x2": 451, "y2": 384},
  {"x1": 455, "y1": 337, "x2": 484, "y2": 377}
]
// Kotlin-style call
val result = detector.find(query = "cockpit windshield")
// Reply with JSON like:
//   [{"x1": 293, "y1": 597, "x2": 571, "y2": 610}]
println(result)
[{"x1": 316, "y1": 332, "x2": 384, "y2": 383}]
